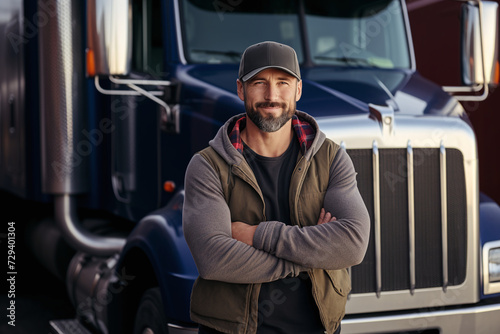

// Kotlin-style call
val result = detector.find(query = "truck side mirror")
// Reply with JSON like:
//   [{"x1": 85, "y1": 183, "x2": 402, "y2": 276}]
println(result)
[
  {"x1": 461, "y1": 1, "x2": 499, "y2": 87},
  {"x1": 86, "y1": 0, "x2": 132, "y2": 76}
]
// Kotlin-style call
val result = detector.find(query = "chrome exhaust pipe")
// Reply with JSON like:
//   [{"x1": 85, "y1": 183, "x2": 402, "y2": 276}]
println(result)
[
  {"x1": 39, "y1": 0, "x2": 125, "y2": 256},
  {"x1": 55, "y1": 195, "x2": 125, "y2": 256}
]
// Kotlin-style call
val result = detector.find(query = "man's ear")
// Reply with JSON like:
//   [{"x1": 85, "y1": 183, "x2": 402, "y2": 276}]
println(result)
[
  {"x1": 296, "y1": 80, "x2": 302, "y2": 101},
  {"x1": 237, "y1": 79, "x2": 245, "y2": 101}
]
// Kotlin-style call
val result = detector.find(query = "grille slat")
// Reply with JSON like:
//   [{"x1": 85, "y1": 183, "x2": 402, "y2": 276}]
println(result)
[
  {"x1": 407, "y1": 141, "x2": 416, "y2": 294},
  {"x1": 347, "y1": 147, "x2": 467, "y2": 294},
  {"x1": 372, "y1": 141, "x2": 382, "y2": 297},
  {"x1": 440, "y1": 142, "x2": 449, "y2": 292}
]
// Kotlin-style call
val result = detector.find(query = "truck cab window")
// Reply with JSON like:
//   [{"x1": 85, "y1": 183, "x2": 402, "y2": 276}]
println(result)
[
  {"x1": 180, "y1": 0, "x2": 303, "y2": 64},
  {"x1": 132, "y1": 0, "x2": 164, "y2": 76},
  {"x1": 304, "y1": 0, "x2": 410, "y2": 69},
  {"x1": 179, "y1": 0, "x2": 410, "y2": 70}
]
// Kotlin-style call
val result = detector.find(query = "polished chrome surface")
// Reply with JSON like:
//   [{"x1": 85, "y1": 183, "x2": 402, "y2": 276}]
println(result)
[
  {"x1": 407, "y1": 140, "x2": 416, "y2": 295},
  {"x1": 94, "y1": 76, "x2": 163, "y2": 96},
  {"x1": 480, "y1": 2, "x2": 499, "y2": 84},
  {"x1": 87, "y1": 0, "x2": 132, "y2": 75},
  {"x1": 461, "y1": 1, "x2": 498, "y2": 87},
  {"x1": 317, "y1": 114, "x2": 479, "y2": 314},
  {"x1": 55, "y1": 195, "x2": 125, "y2": 256},
  {"x1": 66, "y1": 252, "x2": 120, "y2": 333},
  {"x1": 342, "y1": 302, "x2": 500, "y2": 334},
  {"x1": 440, "y1": 141, "x2": 449, "y2": 292},
  {"x1": 39, "y1": 0, "x2": 88, "y2": 194},
  {"x1": 109, "y1": 75, "x2": 172, "y2": 87},
  {"x1": 444, "y1": 1, "x2": 498, "y2": 101},
  {"x1": 173, "y1": 0, "x2": 187, "y2": 65},
  {"x1": 483, "y1": 240, "x2": 500, "y2": 294},
  {"x1": 369, "y1": 104, "x2": 395, "y2": 136},
  {"x1": 373, "y1": 140, "x2": 382, "y2": 298},
  {"x1": 168, "y1": 323, "x2": 199, "y2": 333}
]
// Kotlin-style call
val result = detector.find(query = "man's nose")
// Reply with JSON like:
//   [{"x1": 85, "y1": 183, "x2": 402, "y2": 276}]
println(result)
[{"x1": 264, "y1": 84, "x2": 279, "y2": 101}]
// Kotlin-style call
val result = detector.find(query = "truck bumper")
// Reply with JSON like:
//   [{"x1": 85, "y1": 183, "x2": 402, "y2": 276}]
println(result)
[{"x1": 341, "y1": 302, "x2": 500, "y2": 333}]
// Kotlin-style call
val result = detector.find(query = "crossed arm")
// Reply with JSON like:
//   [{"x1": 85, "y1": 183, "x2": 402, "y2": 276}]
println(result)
[
  {"x1": 182, "y1": 149, "x2": 370, "y2": 284},
  {"x1": 231, "y1": 208, "x2": 336, "y2": 246}
]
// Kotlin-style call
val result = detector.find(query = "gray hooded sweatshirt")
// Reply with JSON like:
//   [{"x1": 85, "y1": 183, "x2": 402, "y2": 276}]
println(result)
[{"x1": 182, "y1": 111, "x2": 370, "y2": 333}]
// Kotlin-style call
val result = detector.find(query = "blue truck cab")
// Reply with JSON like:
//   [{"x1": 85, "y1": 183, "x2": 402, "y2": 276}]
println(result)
[{"x1": 1, "y1": 0, "x2": 500, "y2": 333}]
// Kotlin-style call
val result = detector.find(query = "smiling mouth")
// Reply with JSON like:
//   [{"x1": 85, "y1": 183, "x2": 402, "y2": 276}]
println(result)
[{"x1": 256, "y1": 102, "x2": 286, "y2": 109}]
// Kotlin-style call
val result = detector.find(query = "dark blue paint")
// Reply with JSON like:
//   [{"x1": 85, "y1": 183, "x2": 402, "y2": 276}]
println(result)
[
  {"x1": 479, "y1": 193, "x2": 500, "y2": 299},
  {"x1": 118, "y1": 191, "x2": 197, "y2": 323}
]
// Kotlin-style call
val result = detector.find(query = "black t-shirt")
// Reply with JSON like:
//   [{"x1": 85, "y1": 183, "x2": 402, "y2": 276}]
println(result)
[{"x1": 242, "y1": 136, "x2": 325, "y2": 334}]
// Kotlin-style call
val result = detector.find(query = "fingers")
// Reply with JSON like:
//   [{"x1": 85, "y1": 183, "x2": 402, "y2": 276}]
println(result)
[
  {"x1": 317, "y1": 208, "x2": 337, "y2": 225},
  {"x1": 319, "y1": 208, "x2": 326, "y2": 222}
]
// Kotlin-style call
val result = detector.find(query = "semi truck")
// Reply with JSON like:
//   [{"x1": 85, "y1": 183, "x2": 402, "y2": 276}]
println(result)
[{"x1": 1, "y1": 0, "x2": 500, "y2": 333}]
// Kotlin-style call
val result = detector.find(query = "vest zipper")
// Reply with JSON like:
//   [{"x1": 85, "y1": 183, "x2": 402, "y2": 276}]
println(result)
[{"x1": 290, "y1": 155, "x2": 308, "y2": 227}]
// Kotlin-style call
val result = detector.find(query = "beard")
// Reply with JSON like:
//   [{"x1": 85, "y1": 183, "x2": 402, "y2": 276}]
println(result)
[{"x1": 245, "y1": 101, "x2": 296, "y2": 133}]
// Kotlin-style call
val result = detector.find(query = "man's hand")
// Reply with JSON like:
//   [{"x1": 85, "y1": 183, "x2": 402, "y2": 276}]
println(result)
[
  {"x1": 231, "y1": 222, "x2": 258, "y2": 246},
  {"x1": 232, "y1": 209, "x2": 334, "y2": 246},
  {"x1": 317, "y1": 208, "x2": 336, "y2": 225}
]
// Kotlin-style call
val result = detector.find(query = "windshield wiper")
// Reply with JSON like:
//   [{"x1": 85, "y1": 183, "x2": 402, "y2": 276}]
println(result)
[{"x1": 314, "y1": 55, "x2": 378, "y2": 67}]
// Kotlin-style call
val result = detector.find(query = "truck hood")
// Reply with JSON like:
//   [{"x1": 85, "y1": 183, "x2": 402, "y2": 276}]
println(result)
[{"x1": 183, "y1": 65, "x2": 462, "y2": 118}]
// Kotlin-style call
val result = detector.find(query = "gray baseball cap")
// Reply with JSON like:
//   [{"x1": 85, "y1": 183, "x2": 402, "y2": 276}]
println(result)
[{"x1": 238, "y1": 41, "x2": 301, "y2": 82}]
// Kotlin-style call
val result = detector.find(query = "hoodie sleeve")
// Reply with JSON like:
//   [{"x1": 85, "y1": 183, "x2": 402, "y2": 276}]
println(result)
[
  {"x1": 182, "y1": 154, "x2": 307, "y2": 284},
  {"x1": 253, "y1": 148, "x2": 370, "y2": 270}
]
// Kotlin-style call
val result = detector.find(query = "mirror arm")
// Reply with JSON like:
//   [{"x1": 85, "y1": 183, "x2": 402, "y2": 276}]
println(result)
[
  {"x1": 94, "y1": 76, "x2": 164, "y2": 96},
  {"x1": 443, "y1": 0, "x2": 489, "y2": 101},
  {"x1": 442, "y1": 84, "x2": 484, "y2": 92},
  {"x1": 108, "y1": 75, "x2": 173, "y2": 87},
  {"x1": 93, "y1": 75, "x2": 180, "y2": 133},
  {"x1": 125, "y1": 82, "x2": 172, "y2": 122}
]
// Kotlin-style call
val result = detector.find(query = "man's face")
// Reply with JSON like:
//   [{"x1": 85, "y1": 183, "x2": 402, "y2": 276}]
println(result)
[{"x1": 237, "y1": 68, "x2": 302, "y2": 133}]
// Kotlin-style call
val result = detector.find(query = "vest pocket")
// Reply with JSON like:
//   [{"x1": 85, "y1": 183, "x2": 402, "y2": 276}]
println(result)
[
  {"x1": 191, "y1": 277, "x2": 252, "y2": 325},
  {"x1": 310, "y1": 268, "x2": 350, "y2": 330},
  {"x1": 326, "y1": 268, "x2": 351, "y2": 297}
]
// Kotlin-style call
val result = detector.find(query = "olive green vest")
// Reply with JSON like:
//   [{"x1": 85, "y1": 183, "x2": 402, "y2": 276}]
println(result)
[{"x1": 190, "y1": 139, "x2": 350, "y2": 334}]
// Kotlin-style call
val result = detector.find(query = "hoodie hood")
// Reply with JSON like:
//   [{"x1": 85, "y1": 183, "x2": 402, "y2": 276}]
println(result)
[{"x1": 208, "y1": 110, "x2": 327, "y2": 167}]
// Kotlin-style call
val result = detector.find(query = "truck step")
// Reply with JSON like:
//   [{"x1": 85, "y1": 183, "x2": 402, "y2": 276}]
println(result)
[{"x1": 49, "y1": 319, "x2": 94, "y2": 334}]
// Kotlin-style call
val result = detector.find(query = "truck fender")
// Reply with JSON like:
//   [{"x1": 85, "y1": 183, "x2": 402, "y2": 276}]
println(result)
[
  {"x1": 479, "y1": 192, "x2": 500, "y2": 246},
  {"x1": 108, "y1": 191, "x2": 198, "y2": 332},
  {"x1": 479, "y1": 192, "x2": 500, "y2": 299}
]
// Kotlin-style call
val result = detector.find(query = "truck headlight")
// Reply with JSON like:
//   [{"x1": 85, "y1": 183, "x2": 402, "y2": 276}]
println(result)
[
  {"x1": 490, "y1": 248, "x2": 500, "y2": 282},
  {"x1": 483, "y1": 241, "x2": 500, "y2": 294}
]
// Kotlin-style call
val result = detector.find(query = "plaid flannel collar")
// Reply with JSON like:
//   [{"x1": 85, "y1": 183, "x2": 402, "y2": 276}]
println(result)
[{"x1": 228, "y1": 114, "x2": 316, "y2": 155}]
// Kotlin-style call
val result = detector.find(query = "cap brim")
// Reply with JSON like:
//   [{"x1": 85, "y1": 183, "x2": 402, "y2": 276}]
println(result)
[{"x1": 241, "y1": 66, "x2": 300, "y2": 82}]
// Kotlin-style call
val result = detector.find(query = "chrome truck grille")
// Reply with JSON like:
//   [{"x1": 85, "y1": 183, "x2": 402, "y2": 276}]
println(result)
[
  {"x1": 347, "y1": 147, "x2": 467, "y2": 295},
  {"x1": 318, "y1": 111, "x2": 480, "y2": 314}
]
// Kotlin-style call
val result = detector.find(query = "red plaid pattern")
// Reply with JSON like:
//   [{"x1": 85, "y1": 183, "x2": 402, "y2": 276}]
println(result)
[{"x1": 228, "y1": 115, "x2": 315, "y2": 154}]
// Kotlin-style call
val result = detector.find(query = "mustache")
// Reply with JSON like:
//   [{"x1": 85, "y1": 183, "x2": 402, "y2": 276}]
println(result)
[{"x1": 255, "y1": 102, "x2": 287, "y2": 109}]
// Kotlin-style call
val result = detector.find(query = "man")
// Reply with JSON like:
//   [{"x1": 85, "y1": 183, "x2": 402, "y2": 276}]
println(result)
[{"x1": 183, "y1": 41, "x2": 370, "y2": 334}]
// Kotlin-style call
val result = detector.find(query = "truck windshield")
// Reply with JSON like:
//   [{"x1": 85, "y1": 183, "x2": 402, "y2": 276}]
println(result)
[{"x1": 179, "y1": 0, "x2": 410, "y2": 69}]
